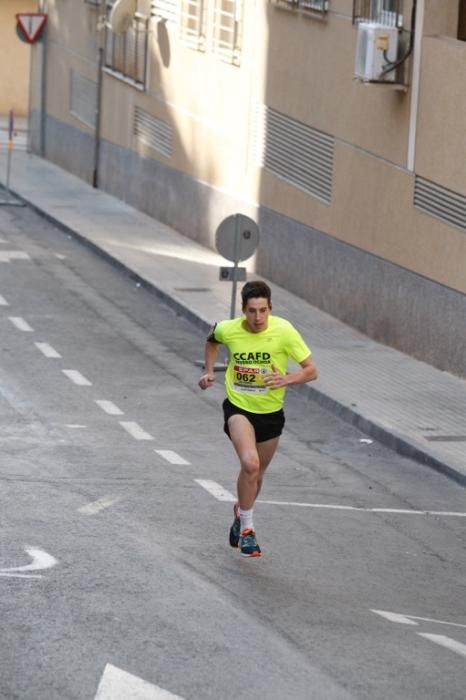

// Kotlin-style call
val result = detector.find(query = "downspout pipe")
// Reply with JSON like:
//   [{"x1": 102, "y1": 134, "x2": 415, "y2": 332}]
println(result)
[
  {"x1": 407, "y1": 0, "x2": 424, "y2": 171},
  {"x1": 92, "y1": 0, "x2": 106, "y2": 188}
]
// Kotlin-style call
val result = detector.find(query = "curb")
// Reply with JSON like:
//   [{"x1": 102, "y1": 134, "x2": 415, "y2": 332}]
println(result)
[{"x1": 4, "y1": 183, "x2": 465, "y2": 487}]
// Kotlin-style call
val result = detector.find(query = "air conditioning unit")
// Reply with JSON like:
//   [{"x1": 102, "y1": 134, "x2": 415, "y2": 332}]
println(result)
[{"x1": 355, "y1": 22, "x2": 399, "y2": 83}]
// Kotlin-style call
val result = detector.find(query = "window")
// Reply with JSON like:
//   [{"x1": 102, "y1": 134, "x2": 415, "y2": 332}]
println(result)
[
  {"x1": 151, "y1": 0, "x2": 178, "y2": 23},
  {"x1": 212, "y1": 0, "x2": 243, "y2": 64},
  {"x1": 271, "y1": 0, "x2": 328, "y2": 16},
  {"x1": 104, "y1": 5, "x2": 149, "y2": 88},
  {"x1": 180, "y1": 0, "x2": 206, "y2": 50},
  {"x1": 352, "y1": 0, "x2": 403, "y2": 28}
]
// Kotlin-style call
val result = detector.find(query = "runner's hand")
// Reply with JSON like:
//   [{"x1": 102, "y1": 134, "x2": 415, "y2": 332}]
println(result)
[
  {"x1": 263, "y1": 364, "x2": 288, "y2": 389},
  {"x1": 198, "y1": 373, "x2": 215, "y2": 390}
]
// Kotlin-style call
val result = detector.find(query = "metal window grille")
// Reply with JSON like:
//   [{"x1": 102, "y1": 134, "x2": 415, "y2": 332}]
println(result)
[
  {"x1": 352, "y1": 0, "x2": 403, "y2": 27},
  {"x1": 255, "y1": 104, "x2": 334, "y2": 204},
  {"x1": 180, "y1": 0, "x2": 206, "y2": 50},
  {"x1": 271, "y1": 0, "x2": 300, "y2": 10},
  {"x1": 70, "y1": 70, "x2": 98, "y2": 128},
  {"x1": 212, "y1": 0, "x2": 243, "y2": 65},
  {"x1": 300, "y1": 0, "x2": 328, "y2": 14},
  {"x1": 104, "y1": 10, "x2": 149, "y2": 88},
  {"x1": 85, "y1": 0, "x2": 100, "y2": 6},
  {"x1": 151, "y1": 0, "x2": 178, "y2": 23},
  {"x1": 271, "y1": 0, "x2": 328, "y2": 15}
]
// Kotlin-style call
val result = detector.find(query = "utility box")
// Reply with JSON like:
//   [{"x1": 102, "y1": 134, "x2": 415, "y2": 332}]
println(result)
[{"x1": 355, "y1": 22, "x2": 399, "y2": 82}]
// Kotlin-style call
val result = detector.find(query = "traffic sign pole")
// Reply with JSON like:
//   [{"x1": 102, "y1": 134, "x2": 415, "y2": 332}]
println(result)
[{"x1": 0, "y1": 110, "x2": 26, "y2": 208}]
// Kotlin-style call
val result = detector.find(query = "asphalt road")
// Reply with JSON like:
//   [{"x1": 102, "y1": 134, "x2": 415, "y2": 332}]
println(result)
[{"x1": 0, "y1": 206, "x2": 465, "y2": 700}]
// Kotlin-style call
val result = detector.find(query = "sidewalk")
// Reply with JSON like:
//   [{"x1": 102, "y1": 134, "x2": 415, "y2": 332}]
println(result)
[{"x1": 0, "y1": 150, "x2": 465, "y2": 485}]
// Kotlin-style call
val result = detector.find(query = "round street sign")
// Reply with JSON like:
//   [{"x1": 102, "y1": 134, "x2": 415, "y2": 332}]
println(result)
[{"x1": 215, "y1": 214, "x2": 260, "y2": 263}]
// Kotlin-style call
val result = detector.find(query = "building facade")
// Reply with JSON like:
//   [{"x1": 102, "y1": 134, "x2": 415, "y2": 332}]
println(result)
[
  {"x1": 29, "y1": 0, "x2": 466, "y2": 375},
  {"x1": 0, "y1": 1, "x2": 36, "y2": 115}
]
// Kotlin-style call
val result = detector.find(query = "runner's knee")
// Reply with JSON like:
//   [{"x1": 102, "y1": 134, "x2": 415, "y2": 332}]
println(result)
[{"x1": 240, "y1": 452, "x2": 260, "y2": 476}]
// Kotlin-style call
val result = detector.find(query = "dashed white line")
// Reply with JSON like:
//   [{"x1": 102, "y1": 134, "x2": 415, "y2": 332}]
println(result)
[
  {"x1": 0, "y1": 251, "x2": 31, "y2": 263},
  {"x1": 155, "y1": 450, "x2": 190, "y2": 465},
  {"x1": 119, "y1": 421, "x2": 154, "y2": 440},
  {"x1": 195, "y1": 479, "x2": 235, "y2": 502},
  {"x1": 54, "y1": 253, "x2": 67, "y2": 260},
  {"x1": 0, "y1": 294, "x2": 8, "y2": 306},
  {"x1": 9, "y1": 316, "x2": 34, "y2": 332},
  {"x1": 95, "y1": 400, "x2": 124, "y2": 416},
  {"x1": 35, "y1": 342, "x2": 61, "y2": 358},
  {"x1": 62, "y1": 369, "x2": 92, "y2": 386},
  {"x1": 417, "y1": 633, "x2": 466, "y2": 658},
  {"x1": 79, "y1": 495, "x2": 121, "y2": 515}
]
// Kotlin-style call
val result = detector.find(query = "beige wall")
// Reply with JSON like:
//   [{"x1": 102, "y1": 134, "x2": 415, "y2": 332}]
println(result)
[
  {"x1": 38, "y1": 0, "x2": 466, "y2": 297},
  {"x1": 0, "y1": 0, "x2": 36, "y2": 115},
  {"x1": 415, "y1": 35, "x2": 466, "y2": 194}
]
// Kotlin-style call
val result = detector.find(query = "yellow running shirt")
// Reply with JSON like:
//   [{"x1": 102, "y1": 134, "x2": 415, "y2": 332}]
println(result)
[{"x1": 212, "y1": 315, "x2": 311, "y2": 413}]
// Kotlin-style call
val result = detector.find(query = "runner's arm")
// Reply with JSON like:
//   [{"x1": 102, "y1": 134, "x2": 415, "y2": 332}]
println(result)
[
  {"x1": 264, "y1": 356, "x2": 318, "y2": 388},
  {"x1": 198, "y1": 339, "x2": 221, "y2": 390}
]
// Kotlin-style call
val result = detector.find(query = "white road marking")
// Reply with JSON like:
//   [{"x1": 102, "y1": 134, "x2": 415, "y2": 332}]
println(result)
[
  {"x1": 0, "y1": 251, "x2": 31, "y2": 263},
  {"x1": 79, "y1": 495, "x2": 121, "y2": 515},
  {"x1": 95, "y1": 400, "x2": 124, "y2": 416},
  {"x1": 155, "y1": 450, "x2": 190, "y2": 465},
  {"x1": 35, "y1": 341, "x2": 61, "y2": 358},
  {"x1": 119, "y1": 422, "x2": 154, "y2": 440},
  {"x1": 417, "y1": 634, "x2": 466, "y2": 658},
  {"x1": 196, "y1": 482, "x2": 466, "y2": 517},
  {"x1": 0, "y1": 294, "x2": 8, "y2": 306},
  {"x1": 95, "y1": 664, "x2": 186, "y2": 700},
  {"x1": 0, "y1": 547, "x2": 58, "y2": 579},
  {"x1": 195, "y1": 479, "x2": 235, "y2": 502},
  {"x1": 65, "y1": 424, "x2": 87, "y2": 429},
  {"x1": 9, "y1": 316, "x2": 33, "y2": 332},
  {"x1": 371, "y1": 610, "x2": 419, "y2": 625},
  {"x1": 62, "y1": 369, "x2": 92, "y2": 386},
  {"x1": 372, "y1": 609, "x2": 466, "y2": 629},
  {"x1": 54, "y1": 253, "x2": 67, "y2": 260}
]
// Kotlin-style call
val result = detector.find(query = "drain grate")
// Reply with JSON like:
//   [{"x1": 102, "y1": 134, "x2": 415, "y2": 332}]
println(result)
[{"x1": 174, "y1": 287, "x2": 211, "y2": 292}]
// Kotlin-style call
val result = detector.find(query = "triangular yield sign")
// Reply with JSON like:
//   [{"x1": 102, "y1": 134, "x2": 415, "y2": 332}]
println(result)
[{"x1": 15, "y1": 13, "x2": 48, "y2": 43}]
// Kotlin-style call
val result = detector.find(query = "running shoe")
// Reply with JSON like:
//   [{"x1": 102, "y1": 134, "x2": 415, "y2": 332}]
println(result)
[
  {"x1": 229, "y1": 502, "x2": 241, "y2": 548},
  {"x1": 240, "y1": 529, "x2": 262, "y2": 557}
]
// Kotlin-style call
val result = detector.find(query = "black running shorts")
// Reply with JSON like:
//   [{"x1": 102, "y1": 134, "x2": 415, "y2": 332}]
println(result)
[{"x1": 223, "y1": 398, "x2": 285, "y2": 443}]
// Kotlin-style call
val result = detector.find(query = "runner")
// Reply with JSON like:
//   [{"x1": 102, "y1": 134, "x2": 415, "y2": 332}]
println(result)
[{"x1": 198, "y1": 280, "x2": 318, "y2": 557}]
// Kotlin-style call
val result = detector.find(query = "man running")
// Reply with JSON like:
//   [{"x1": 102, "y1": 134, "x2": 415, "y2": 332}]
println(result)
[{"x1": 198, "y1": 280, "x2": 318, "y2": 557}]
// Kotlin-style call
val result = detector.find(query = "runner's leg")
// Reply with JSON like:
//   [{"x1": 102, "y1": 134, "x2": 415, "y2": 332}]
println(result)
[
  {"x1": 227, "y1": 414, "x2": 260, "y2": 510},
  {"x1": 255, "y1": 437, "x2": 280, "y2": 499}
]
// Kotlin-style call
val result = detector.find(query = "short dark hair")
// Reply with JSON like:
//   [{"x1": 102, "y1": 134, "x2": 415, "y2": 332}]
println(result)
[{"x1": 241, "y1": 280, "x2": 272, "y2": 309}]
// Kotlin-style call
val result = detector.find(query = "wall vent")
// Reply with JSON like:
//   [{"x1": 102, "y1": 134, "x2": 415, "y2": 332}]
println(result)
[
  {"x1": 133, "y1": 106, "x2": 173, "y2": 158},
  {"x1": 414, "y1": 176, "x2": 466, "y2": 231},
  {"x1": 254, "y1": 104, "x2": 334, "y2": 204},
  {"x1": 70, "y1": 70, "x2": 97, "y2": 129}
]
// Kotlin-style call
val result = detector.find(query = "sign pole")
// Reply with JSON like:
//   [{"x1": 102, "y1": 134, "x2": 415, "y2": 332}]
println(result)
[
  {"x1": 230, "y1": 215, "x2": 241, "y2": 319},
  {"x1": 0, "y1": 110, "x2": 26, "y2": 208}
]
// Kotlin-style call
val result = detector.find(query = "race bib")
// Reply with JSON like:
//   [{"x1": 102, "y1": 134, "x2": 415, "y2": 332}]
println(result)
[{"x1": 232, "y1": 364, "x2": 270, "y2": 393}]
